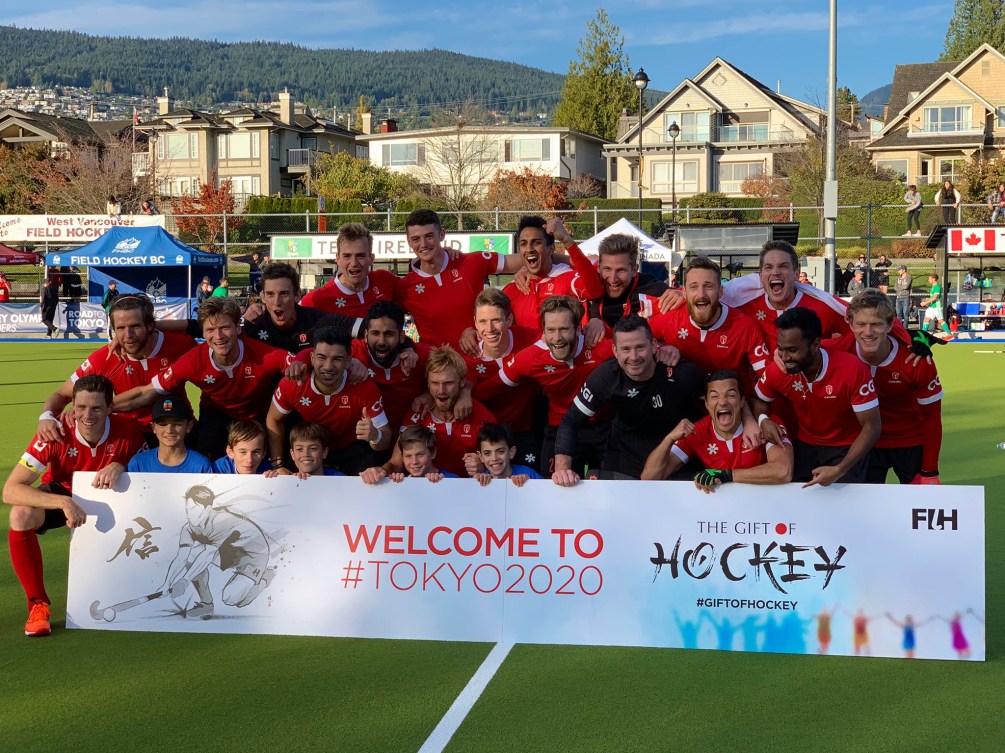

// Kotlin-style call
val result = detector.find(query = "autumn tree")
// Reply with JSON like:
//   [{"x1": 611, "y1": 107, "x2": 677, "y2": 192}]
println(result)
[
  {"x1": 412, "y1": 121, "x2": 502, "y2": 212},
  {"x1": 740, "y1": 172, "x2": 791, "y2": 222},
  {"x1": 172, "y1": 170, "x2": 244, "y2": 251},
  {"x1": 943, "y1": 0, "x2": 1005, "y2": 59},
  {"x1": 552, "y1": 9, "x2": 636, "y2": 140},
  {"x1": 481, "y1": 168, "x2": 571, "y2": 220},
  {"x1": 0, "y1": 143, "x2": 47, "y2": 213},
  {"x1": 312, "y1": 152, "x2": 419, "y2": 209}
]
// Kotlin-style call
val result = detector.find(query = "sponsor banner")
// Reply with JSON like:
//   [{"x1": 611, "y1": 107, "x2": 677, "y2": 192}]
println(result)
[
  {"x1": 0, "y1": 302, "x2": 190, "y2": 336},
  {"x1": 271, "y1": 232, "x2": 512, "y2": 261},
  {"x1": 67, "y1": 476, "x2": 984, "y2": 660},
  {"x1": 0, "y1": 215, "x2": 165, "y2": 243},
  {"x1": 947, "y1": 227, "x2": 1005, "y2": 254}
]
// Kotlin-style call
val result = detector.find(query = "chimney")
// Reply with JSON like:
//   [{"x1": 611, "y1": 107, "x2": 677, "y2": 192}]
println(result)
[
  {"x1": 279, "y1": 89, "x2": 294, "y2": 125},
  {"x1": 361, "y1": 112, "x2": 373, "y2": 135},
  {"x1": 157, "y1": 86, "x2": 173, "y2": 116},
  {"x1": 380, "y1": 118, "x2": 398, "y2": 133}
]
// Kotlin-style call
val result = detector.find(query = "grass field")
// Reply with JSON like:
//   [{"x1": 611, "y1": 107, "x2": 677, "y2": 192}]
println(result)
[{"x1": 0, "y1": 341, "x2": 1002, "y2": 752}]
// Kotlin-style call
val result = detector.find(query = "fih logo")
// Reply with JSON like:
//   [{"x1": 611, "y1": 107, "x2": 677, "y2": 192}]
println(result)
[{"x1": 912, "y1": 508, "x2": 958, "y2": 531}]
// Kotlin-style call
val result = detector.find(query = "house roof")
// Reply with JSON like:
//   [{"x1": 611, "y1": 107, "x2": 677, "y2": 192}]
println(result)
[
  {"x1": 883, "y1": 62, "x2": 957, "y2": 123},
  {"x1": 0, "y1": 108, "x2": 128, "y2": 144},
  {"x1": 139, "y1": 106, "x2": 356, "y2": 138}
]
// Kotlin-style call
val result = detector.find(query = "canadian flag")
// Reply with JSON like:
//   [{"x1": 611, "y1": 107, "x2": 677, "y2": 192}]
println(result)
[{"x1": 949, "y1": 228, "x2": 998, "y2": 253}]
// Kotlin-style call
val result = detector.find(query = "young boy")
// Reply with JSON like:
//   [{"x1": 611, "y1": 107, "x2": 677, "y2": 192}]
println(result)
[
  {"x1": 361, "y1": 426, "x2": 456, "y2": 484},
  {"x1": 212, "y1": 421, "x2": 270, "y2": 474},
  {"x1": 472, "y1": 423, "x2": 541, "y2": 487},
  {"x1": 265, "y1": 423, "x2": 344, "y2": 479},
  {"x1": 127, "y1": 397, "x2": 213, "y2": 473}
]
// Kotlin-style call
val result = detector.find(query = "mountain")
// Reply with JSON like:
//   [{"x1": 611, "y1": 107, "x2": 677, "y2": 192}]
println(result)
[
  {"x1": 0, "y1": 26, "x2": 565, "y2": 125},
  {"x1": 859, "y1": 83, "x2": 892, "y2": 118}
]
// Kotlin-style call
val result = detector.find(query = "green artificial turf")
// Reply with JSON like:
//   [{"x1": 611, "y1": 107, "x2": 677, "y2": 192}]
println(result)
[{"x1": 0, "y1": 342, "x2": 1001, "y2": 753}]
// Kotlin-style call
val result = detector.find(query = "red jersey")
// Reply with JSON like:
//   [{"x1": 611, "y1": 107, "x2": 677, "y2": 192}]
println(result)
[
  {"x1": 648, "y1": 304, "x2": 768, "y2": 392},
  {"x1": 350, "y1": 339, "x2": 430, "y2": 430},
  {"x1": 395, "y1": 251, "x2": 505, "y2": 347},
  {"x1": 755, "y1": 348, "x2": 878, "y2": 446},
  {"x1": 737, "y1": 290, "x2": 850, "y2": 347},
  {"x1": 462, "y1": 326, "x2": 540, "y2": 432},
  {"x1": 401, "y1": 400, "x2": 496, "y2": 477},
  {"x1": 827, "y1": 334, "x2": 943, "y2": 449},
  {"x1": 152, "y1": 337, "x2": 293, "y2": 422},
  {"x1": 74, "y1": 330, "x2": 196, "y2": 427},
  {"x1": 492, "y1": 336, "x2": 614, "y2": 426},
  {"x1": 272, "y1": 370, "x2": 388, "y2": 449},
  {"x1": 21, "y1": 414, "x2": 146, "y2": 492},
  {"x1": 300, "y1": 269, "x2": 398, "y2": 318},
  {"x1": 671, "y1": 415, "x2": 788, "y2": 470}
]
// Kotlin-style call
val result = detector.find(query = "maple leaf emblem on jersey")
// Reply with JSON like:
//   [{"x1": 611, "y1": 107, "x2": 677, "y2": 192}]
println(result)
[
  {"x1": 336, "y1": 298, "x2": 346, "y2": 308},
  {"x1": 204, "y1": 375, "x2": 216, "y2": 385},
  {"x1": 678, "y1": 328, "x2": 689, "y2": 339},
  {"x1": 300, "y1": 397, "x2": 311, "y2": 407},
  {"x1": 756, "y1": 310, "x2": 767, "y2": 321},
  {"x1": 415, "y1": 284, "x2": 426, "y2": 294},
  {"x1": 476, "y1": 364, "x2": 487, "y2": 374},
  {"x1": 258, "y1": 330, "x2": 269, "y2": 340},
  {"x1": 544, "y1": 365, "x2": 556, "y2": 373},
  {"x1": 67, "y1": 447, "x2": 79, "y2": 458},
  {"x1": 627, "y1": 388, "x2": 639, "y2": 397},
  {"x1": 706, "y1": 444, "x2": 719, "y2": 455}
]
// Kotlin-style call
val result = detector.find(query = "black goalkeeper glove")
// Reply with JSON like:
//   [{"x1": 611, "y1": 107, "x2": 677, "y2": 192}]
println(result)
[
  {"x1": 909, "y1": 329, "x2": 945, "y2": 358},
  {"x1": 694, "y1": 468, "x2": 733, "y2": 489}
]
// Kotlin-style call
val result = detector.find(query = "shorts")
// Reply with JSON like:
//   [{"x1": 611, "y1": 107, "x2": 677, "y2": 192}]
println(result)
[
  {"x1": 792, "y1": 440, "x2": 868, "y2": 484},
  {"x1": 542, "y1": 422, "x2": 609, "y2": 477},
  {"x1": 923, "y1": 307, "x2": 942, "y2": 321},
  {"x1": 866, "y1": 445, "x2": 922, "y2": 484},
  {"x1": 36, "y1": 482, "x2": 71, "y2": 534},
  {"x1": 601, "y1": 431, "x2": 665, "y2": 480}
]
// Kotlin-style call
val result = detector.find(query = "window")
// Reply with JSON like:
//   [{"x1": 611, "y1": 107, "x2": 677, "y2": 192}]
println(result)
[
  {"x1": 217, "y1": 132, "x2": 259, "y2": 160},
  {"x1": 505, "y1": 138, "x2": 551, "y2": 162},
  {"x1": 718, "y1": 161, "x2": 764, "y2": 193},
  {"x1": 876, "y1": 159, "x2": 908, "y2": 182},
  {"x1": 718, "y1": 123, "x2": 770, "y2": 142},
  {"x1": 158, "y1": 176, "x2": 200, "y2": 196},
  {"x1": 982, "y1": 60, "x2": 991, "y2": 76},
  {"x1": 922, "y1": 105, "x2": 972, "y2": 132},
  {"x1": 158, "y1": 132, "x2": 197, "y2": 160},
  {"x1": 664, "y1": 111, "x2": 710, "y2": 142},
  {"x1": 652, "y1": 160, "x2": 698, "y2": 194},
  {"x1": 938, "y1": 158, "x2": 965, "y2": 183},
  {"x1": 383, "y1": 143, "x2": 424, "y2": 166},
  {"x1": 228, "y1": 176, "x2": 261, "y2": 195},
  {"x1": 270, "y1": 133, "x2": 279, "y2": 160},
  {"x1": 997, "y1": 106, "x2": 1005, "y2": 127}
]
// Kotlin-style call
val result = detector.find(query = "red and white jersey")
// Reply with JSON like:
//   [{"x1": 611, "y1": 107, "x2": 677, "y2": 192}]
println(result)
[
  {"x1": 152, "y1": 337, "x2": 293, "y2": 422},
  {"x1": 497, "y1": 335, "x2": 613, "y2": 426},
  {"x1": 395, "y1": 251, "x2": 505, "y2": 347},
  {"x1": 74, "y1": 330, "x2": 196, "y2": 427},
  {"x1": 503, "y1": 265, "x2": 592, "y2": 332},
  {"x1": 671, "y1": 415, "x2": 788, "y2": 470},
  {"x1": 350, "y1": 339, "x2": 430, "y2": 430},
  {"x1": 300, "y1": 269, "x2": 398, "y2": 319},
  {"x1": 462, "y1": 326, "x2": 540, "y2": 432},
  {"x1": 401, "y1": 400, "x2": 496, "y2": 477},
  {"x1": 755, "y1": 347, "x2": 878, "y2": 446},
  {"x1": 827, "y1": 333, "x2": 943, "y2": 449},
  {"x1": 272, "y1": 370, "x2": 388, "y2": 449},
  {"x1": 737, "y1": 289, "x2": 850, "y2": 348},
  {"x1": 21, "y1": 414, "x2": 145, "y2": 492},
  {"x1": 648, "y1": 303, "x2": 768, "y2": 391}
]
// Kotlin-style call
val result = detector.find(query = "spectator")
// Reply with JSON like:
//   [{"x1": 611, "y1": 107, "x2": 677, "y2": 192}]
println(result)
[
  {"x1": 196, "y1": 276, "x2": 213, "y2": 307},
  {"x1": 105, "y1": 195, "x2": 121, "y2": 218},
  {"x1": 140, "y1": 198, "x2": 159, "y2": 215},
  {"x1": 894, "y1": 265, "x2": 913, "y2": 329},
  {"x1": 798, "y1": 270, "x2": 812, "y2": 287},
  {"x1": 904, "y1": 184, "x2": 923, "y2": 237},
  {"x1": 211, "y1": 278, "x2": 229, "y2": 297},
  {"x1": 934, "y1": 180, "x2": 960, "y2": 224},
  {"x1": 40, "y1": 277, "x2": 59, "y2": 338},
  {"x1": 62, "y1": 266, "x2": 83, "y2": 299},
  {"x1": 987, "y1": 183, "x2": 1005, "y2": 224},
  {"x1": 875, "y1": 254, "x2": 892, "y2": 293},
  {"x1": 839, "y1": 262, "x2": 856, "y2": 296},
  {"x1": 847, "y1": 269, "x2": 866, "y2": 296},
  {"x1": 0, "y1": 271, "x2": 11, "y2": 303},
  {"x1": 248, "y1": 252, "x2": 263, "y2": 293},
  {"x1": 101, "y1": 280, "x2": 120, "y2": 312}
]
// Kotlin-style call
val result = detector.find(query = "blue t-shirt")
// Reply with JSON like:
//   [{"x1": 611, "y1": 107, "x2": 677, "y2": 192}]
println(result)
[
  {"x1": 212, "y1": 456, "x2": 271, "y2": 474},
  {"x1": 510, "y1": 464, "x2": 542, "y2": 479},
  {"x1": 128, "y1": 448, "x2": 214, "y2": 474}
]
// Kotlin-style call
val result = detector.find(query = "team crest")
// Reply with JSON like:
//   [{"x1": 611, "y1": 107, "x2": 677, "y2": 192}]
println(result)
[
  {"x1": 463, "y1": 424, "x2": 471, "y2": 434},
  {"x1": 452, "y1": 269, "x2": 460, "y2": 278},
  {"x1": 891, "y1": 372, "x2": 900, "y2": 381},
  {"x1": 585, "y1": 350, "x2": 592, "y2": 360},
  {"x1": 666, "y1": 367, "x2": 674, "y2": 378},
  {"x1": 299, "y1": 333, "x2": 308, "y2": 343},
  {"x1": 373, "y1": 287, "x2": 381, "y2": 297},
  {"x1": 719, "y1": 335, "x2": 728, "y2": 345},
  {"x1": 341, "y1": 395, "x2": 349, "y2": 404},
  {"x1": 826, "y1": 385, "x2": 833, "y2": 396},
  {"x1": 160, "y1": 358, "x2": 168, "y2": 367},
  {"x1": 244, "y1": 366, "x2": 253, "y2": 376}
]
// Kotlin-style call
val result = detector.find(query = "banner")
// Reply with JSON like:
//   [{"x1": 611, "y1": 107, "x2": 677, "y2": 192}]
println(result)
[
  {"x1": 0, "y1": 215, "x2": 165, "y2": 243},
  {"x1": 0, "y1": 302, "x2": 191, "y2": 336},
  {"x1": 947, "y1": 227, "x2": 1004, "y2": 254},
  {"x1": 66, "y1": 476, "x2": 985, "y2": 660},
  {"x1": 270, "y1": 232, "x2": 512, "y2": 261}
]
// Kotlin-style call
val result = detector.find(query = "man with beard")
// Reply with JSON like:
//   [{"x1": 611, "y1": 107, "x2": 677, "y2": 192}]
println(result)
[
  {"x1": 641, "y1": 370, "x2": 793, "y2": 488},
  {"x1": 752, "y1": 307, "x2": 881, "y2": 486},
  {"x1": 301, "y1": 223, "x2": 399, "y2": 318},
  {"x1": 552, "y1": 316, "x2": 704, "y2": 483},
  {"x1": 37, "y1": 295, "x2": 196, "y2": 440},
  {"x1": 647, "y1": 256, "x2": 768, "y2": 394},
  {"x1": 113, "y1": 298, "x2": 295, "y2": 459},
  {"x1": 585, "y1": 233, "x2": 673, "y2": 337},
  {"x1": 267, "y1": 327, "x2": 390, "y2": 475}
]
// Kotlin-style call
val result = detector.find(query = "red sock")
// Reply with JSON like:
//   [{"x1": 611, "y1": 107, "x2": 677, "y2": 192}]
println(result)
[{"x1": 8, "y1": 529, "x2": 50, "y2": 606}]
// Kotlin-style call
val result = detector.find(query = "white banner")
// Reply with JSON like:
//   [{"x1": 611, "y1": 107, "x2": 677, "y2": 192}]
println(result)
[
  {"x1": 0, "y1": 302, "x2": 192, "y2": 336},
  {"x1": 271, "y1": 232, "x2": 512, "y2": 261},
  {"x1": 0, "y1": 215, "x2": 165, "y2": 243},
  {"x1": 67, "y1": 475, "x2": 985, "y2": 661}
]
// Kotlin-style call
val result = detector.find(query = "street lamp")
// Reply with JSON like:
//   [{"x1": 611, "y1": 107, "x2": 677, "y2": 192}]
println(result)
[
  {"x1": 634, "y1": 67, "x2": 649, "y2": 227},
  {"x1": 667, "y1": 121, "x2": 680, "y2": 225}
]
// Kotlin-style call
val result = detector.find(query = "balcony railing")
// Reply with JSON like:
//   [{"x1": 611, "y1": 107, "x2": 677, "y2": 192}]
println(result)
[
  {"x1": 132, "y1": 152, "x2": 150, "y2": 177},
  {"x1": 715, "y1": 125, "x2": 796, "y2": 143},
  {"x1": 286, "y1": 148, "x2": 318, "y2": 172}
]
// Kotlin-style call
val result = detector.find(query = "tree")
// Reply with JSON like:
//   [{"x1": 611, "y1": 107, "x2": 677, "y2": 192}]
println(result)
[
  {"x1": 552, "y1": 9, "x2": 636, "y2": 140},
  {"x1": 412, "y1": 122, "x2": 502, "y2": 212},
  {"x1": 943, "y1": 0, "x2": 1005, "y2": 59},
  {"x1": 312, "y1": 152, "x2": 418, "y2": 210},
  {"x1": 740, "y1": 172, "x2": 790, "y2": 222},
  {"x1": 481, "y1": 168, "x2": 571, "y2": 216},
  {"x1": 837, "y1": 87, "x2": 860, "y2": 124},
  {"x1": 0, "y1": 143, "x2": 47, "y2": 213},
  {"x1": 172, "y1": 170, "x2": 244, "y2": 251}
]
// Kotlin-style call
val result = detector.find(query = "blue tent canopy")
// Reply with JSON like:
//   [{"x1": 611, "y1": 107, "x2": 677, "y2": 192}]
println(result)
[{"x1": 44, "y1": 227, "x2": 225, "y2": 307}]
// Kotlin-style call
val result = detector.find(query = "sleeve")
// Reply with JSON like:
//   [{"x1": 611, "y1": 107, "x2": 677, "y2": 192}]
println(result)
[
  {"x1": 754, "y1": 368, "x2": 780, "y2": 402},
  {"x1": 151, "y1": 350, "x2": 196, "y2": 394},
  {"x1": 266, "y1": 345, "x2": 296, "y2": 373},
  {"x1": 571, "y1": 366, "x2": 611, "y2": 418},
  {"x1": 914, "y1": 362, "x2": 944, "y2": 406},
  {"x1": 745, "y1": 328, "x2": 769, "y2": 373},
  {"x1": 362, "y1": 383, "x2": 389, "y2": 429},
  {"x1": 73, "y1": 352, "x2": 100, "y2": 382},
  {"x1": 554, "y1": 394, "x2": 594, "y2": 459},
  {"x1": 20, "y1": 434, "x2": 52, "y2": 474},
  {"x1": 468, "y1": 251, "x2": 505, "y2": 278},
  {"x1": 919, "y1": 400, "x2": 942, "y2": 473},
  {"x1": 497, "y1": 351, "x2": 528, "y2": 387},
  {"x1": 565, "y1": 242, "x2": 604, "y2": 300},
  {"x1": 127, "y1": 452, "x2": 143, "y2": 472},
  {"x1": 849, "y1": 362, "x2": 879, "y2": 413},
  {"x1": 271, "y1": 378, "x2": 296, "y2": 415},
  {"x1": 319, "y1": 311, "x2": 362, "y2": 341},
  {"x1": 670, "y1": 433, "x2": 696, "y2": 464},
  {"x1": 647, "y1": 311, "x2": 674, "y2": 344}
]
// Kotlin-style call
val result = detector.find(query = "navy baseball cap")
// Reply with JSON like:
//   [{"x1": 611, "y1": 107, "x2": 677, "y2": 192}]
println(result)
[{"x1": 151, "y1": 396, "x2": 193, "y2": 422}]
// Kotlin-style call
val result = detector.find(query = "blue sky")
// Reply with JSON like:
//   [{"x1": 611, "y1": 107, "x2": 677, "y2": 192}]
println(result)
[{"x1": 5, "y1": 1, "x2": 955, "y2": 105}]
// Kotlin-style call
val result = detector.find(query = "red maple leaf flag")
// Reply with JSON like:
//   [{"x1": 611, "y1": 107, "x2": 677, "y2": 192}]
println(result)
[{"x1": 949, "y1": 228, "x2": 997, "y2": 253}]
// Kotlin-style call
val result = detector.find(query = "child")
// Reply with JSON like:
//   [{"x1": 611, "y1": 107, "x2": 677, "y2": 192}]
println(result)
[
  {"x1": 265, "y1": 423, "x2": 344, "y2": 479},
  {"x1": 127, "y1": 397, "x2": 212, "y2": 473},
  {"x1": 212, "y1": 421, "x2": 270, "y2": 474},
  {"x1": 472, "y1": 423, "x2": 541, "y2": 487},
  {"x1": 361, "y1": 426, "x2": 455, "y2": 484}
]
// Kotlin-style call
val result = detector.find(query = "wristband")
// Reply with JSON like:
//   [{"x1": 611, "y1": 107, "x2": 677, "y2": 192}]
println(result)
[
  {"x1": 40, "y1": 410, "x2": 57, "y2": 422},
  {"x1": 920, "y1": 469, "x2": 940, "y2": 478},
  {"x1": 757, "y1": 413, "x2": 770, "y2": 426},
  {"x1": 270, "y1": 457, "x2": 285, "y2": 470},
  {"x1": 369, "y1": 428, "x2": 383, "y2": 446}
]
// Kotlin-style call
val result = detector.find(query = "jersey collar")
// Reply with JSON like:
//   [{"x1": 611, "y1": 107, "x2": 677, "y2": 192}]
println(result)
[
  {"x1": 334, "y1": 275, "x2": 369, "y2": 295},
  {"x1": 75, "y1": 417, "x2": 111, "y2": 449},
  {"x1": 209, "y1": 339, "x2": 245, "y2": 371},
  {"x1": 855, "y1": 336, "x2": 899, "y2": 368},
  {"x1": 479, "y1": 330, "x2": 515, "y2": 360},
  {"x1": 690, "y1": 303, "x2": 729, "y2": 331},
  {"x1": 311, "y1": 370, "x2": 348, "y2": 397},
  {"x1": 128, "y1": 329, "x2": 164, "y2": 362},
  {"x1": 410, "y1": 253, "x2": 449, "y2": 279}
]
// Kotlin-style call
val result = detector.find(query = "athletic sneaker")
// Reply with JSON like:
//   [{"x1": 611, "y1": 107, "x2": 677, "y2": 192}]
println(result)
[
  {"x1": 25, "y1": 601, "x2": 51, "y2": 637},
  {"x1": 187, "y1": 601, "x2": 215, "y2": 620}
]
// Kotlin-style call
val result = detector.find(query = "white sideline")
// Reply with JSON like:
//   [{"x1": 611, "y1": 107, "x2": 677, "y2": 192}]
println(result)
[{"x1": 417, "y1": 641, "x2": 514, "y2": 753}]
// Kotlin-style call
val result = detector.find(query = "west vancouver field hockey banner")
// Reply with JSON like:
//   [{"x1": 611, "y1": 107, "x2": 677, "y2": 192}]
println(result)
[
  {"x1": 0, "y1": 215, "x2": 165, "y2": 243},
  {"x1": 0, "y1": 302, "x2": 191, "y2": 336},
  {"x1": 67, "y1": 474, "x2": 985, "y2": 661},
  {"x1": 270, "y1": 232, "x2": 512, "y2": 261}
]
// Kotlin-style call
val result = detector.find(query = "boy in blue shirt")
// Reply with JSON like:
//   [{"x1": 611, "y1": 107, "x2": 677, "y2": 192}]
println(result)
[
  {"x1": 265, "y1": 422, "x2": 344, "y2": 479},
  {"x1": 212, "y1": 421, "x2": 270, "y2": 474},
  {"x1": 127, "y1": 397, "x2": 213, "y2": 473},
  {"x1": 361, "y1": 426, "x2": 456, "y2": 484},
  {"x1": 472, "y1": 423, "x2": 541, "y2": 486}
]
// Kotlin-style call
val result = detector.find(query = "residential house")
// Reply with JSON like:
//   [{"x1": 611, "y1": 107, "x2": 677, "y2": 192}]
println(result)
[
  {"x1": 358, "y1": 122, "x2": 606, "y2": 202},
  {"x1": 605, "y1": 57, "x2": 823, "y2": 204},
  {"x1": 134, "y1": 90, "x2": 360, "y2": 201},
  {"x1": 867, "y1": 44, "x2": 1005, "y2": 185},
  {"x1": 0, "y1": 107, "x2": 132, "y2": 155}
]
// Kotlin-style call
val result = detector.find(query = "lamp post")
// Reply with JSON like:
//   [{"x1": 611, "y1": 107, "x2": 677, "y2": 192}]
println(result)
[
  {"x1": 667, "y1": 121, "x2": 680, "y2": 225},
  {"x1": 634, "y1": 67, "x2": 649, "y2": 226}
]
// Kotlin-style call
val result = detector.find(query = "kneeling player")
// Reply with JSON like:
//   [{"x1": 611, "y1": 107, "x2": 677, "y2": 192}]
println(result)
[
  {"x1": 127, "y1": 397, "x2": 213, "y2": 473},
  {"x1": 641, "y1": 370, "x2": 793, "y2": 490},
  {"x1": 472, "y1": 423, "x2": 542, "y2": 486},
  {"x1": 212, "y1": 421, "x2": 270, "y2": 474},
  {"x1": 3, "y1": 375, "x2": 145, "y2": 636},
  {"x1": 361, "y1": 426, "x2": 456, "y2": 484}
]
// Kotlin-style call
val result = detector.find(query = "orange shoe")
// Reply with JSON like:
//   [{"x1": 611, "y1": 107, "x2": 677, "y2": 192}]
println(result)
[{"x1": 25, "y1": 602, "x2": 51, "y2": 637}]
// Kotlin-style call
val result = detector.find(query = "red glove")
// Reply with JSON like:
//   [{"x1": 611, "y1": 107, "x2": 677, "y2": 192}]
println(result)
[{"x1": 911, "y1": 472, "x2": 941, "y2": 485}]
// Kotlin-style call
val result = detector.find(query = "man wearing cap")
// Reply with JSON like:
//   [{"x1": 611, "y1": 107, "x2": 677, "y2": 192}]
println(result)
[
  {"x1": 127, "y1": 397, "x2": 213, "y2": 473},
  {"x1": 894, "y1": 265, "x2": 913, "y2": 328},
  {"x1": 846, "y1": 268, "x2": 866, "y2": 296}
]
